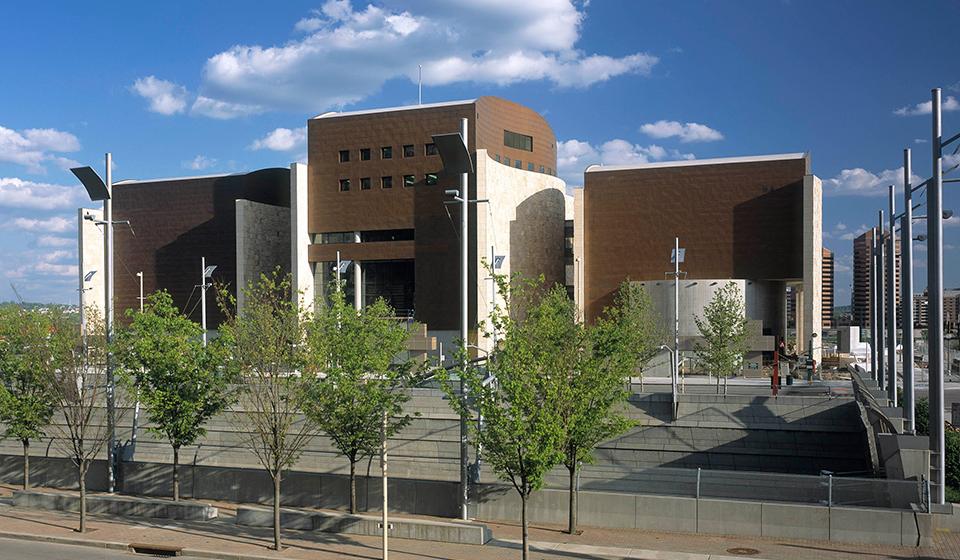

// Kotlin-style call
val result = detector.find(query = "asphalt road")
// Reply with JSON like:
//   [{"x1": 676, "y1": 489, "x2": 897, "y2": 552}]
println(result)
[
  {"x1": 0, "y1": 538, "x2": 148, "y2": 559},
  {"x1": 915, "y1": 382, "x2": 960, "y2": 420}
]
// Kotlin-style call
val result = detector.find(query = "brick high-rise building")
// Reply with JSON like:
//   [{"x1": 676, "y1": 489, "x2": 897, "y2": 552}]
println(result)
[
  {"x1": 852, "y1": 229, "x2": 901, "y2": 329},
  {"x1": 822, "y1": 247, "x2": 834, "y2": 328}
]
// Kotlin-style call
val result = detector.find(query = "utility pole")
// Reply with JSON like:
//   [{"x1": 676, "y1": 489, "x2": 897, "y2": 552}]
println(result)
[
  {"x1": 887, "y1": 186, "x2": 897, "y2": 406},
  {"x1": 674, "y1": 237, "x2": 681, "y2": 396},
  {"x1": 902, "y1": 149, "x2": 915, "y2": 433},
  {"x1": 381, "y1": 410, "x2": 389, "y2": 560},
  {"x1": 929, "y1": 87, "x2": 946, "y2": 505}
]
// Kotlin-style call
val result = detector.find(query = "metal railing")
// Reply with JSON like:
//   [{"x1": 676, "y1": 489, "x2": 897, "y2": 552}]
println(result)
[{"x1": 553, "y1": 463, "x2": 926, "y2": 511}]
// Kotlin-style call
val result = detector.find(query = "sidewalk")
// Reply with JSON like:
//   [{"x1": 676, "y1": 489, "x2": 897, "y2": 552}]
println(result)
[{"x1": 0, "y1": 491, "x2": 956, "y2": 560}]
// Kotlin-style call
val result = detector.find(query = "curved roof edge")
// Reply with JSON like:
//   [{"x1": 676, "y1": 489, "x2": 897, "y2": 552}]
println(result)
[
  {"x1": 312, "y1": 99, "x2": 476, "y2": 120},
  {"x1": 585, "y1": 152, "x2": 808, "y2": 173},
  {"x1": 113, "y1": 167, "x2": 289, "y2": 186}
]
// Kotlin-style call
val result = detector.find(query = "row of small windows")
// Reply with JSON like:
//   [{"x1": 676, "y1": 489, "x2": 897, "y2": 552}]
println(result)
[
  {"x1": 338, "y1": 174, "x2": 438, "y2": 192},
  {"x1": 339, "y1": 143, "x2": 437, "y2": 163},
  {"x1": 491, "y1": 154, "x2": 553, "y2": 176},
  {"x1": 314, "y1": 229, "x2": 415, "y2": 244}
]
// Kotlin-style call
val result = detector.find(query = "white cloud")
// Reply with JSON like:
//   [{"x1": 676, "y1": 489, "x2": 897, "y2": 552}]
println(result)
[
  {"x1": 250, "y1": 127, "x2": 307, "y2": 151},
  {"x1": 823, "y1": 166, "x2": 922, "y2": 197},
  {"x1": 189, "y1": 0, "x2": 657, "y2": 116},
  {"x1": 8, "y1": 216, "x2": 73, "y2": 233},
  {"x1": 557, "y1": 138, "x2": 694, "y2": 187},
  {"x1": 190, "y1": 96, "x2": 264, "y2": 119},
  {"x1": 914, "y1": 138, "x2": 927, "y2": 144},
  {"x1": 183, "y1": 155, "x2": 217, "y2": 170},
  {"x1": 131, "y1": 76, "x2": 189, "y2": 115},
  {"x1": 0, "y1": 177, "x2": 85, "y2": 210},
  {"x1": 893, "y1": 95, "x2": 959, "y2": 117},
  {"x1": 639, "y1": 120, "x2": 723, "y2": 143},
  {"x1": 0, "y1": 125, "x2": 81, "y2": 173},
  {"x1": 37, "y1": 235, "x2": 74, "y2": 247}
]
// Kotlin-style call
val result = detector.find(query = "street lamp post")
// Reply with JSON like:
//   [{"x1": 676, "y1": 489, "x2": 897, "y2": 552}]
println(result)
[
  {"x1": 200, "y1": 258, "x2": 217, "y2": 347},
  {"x1": 71, "y1": 154, "x2": 117, "y2": 493},
  {"x1": 434, "y1": 121, "x2": 477, "y2": 521},
  {"x1": 929, "y1": 87, "x2": 946, "y2": 505},
  {"x1": 887, "y1": 186, "x2": 897, "y2": 406}
]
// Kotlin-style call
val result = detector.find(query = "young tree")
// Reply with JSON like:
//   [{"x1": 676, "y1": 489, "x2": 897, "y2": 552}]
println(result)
[
  {"x1": 217, "y1": 270, "x2": 317, "y2": 551},
  {"x1": 694, "y1": 282, "x2": 749, "y2": 394},
  {"x1": 302, "y1": 287, "x2": 418, "y2": 514},
  {"x1": 441, "y1": 273, "x2": 565, "y2": 560},
  {"x1": 0, "y1": 306, "x2": 57, "y2": 489},
  {"x1": 559, "y1": 281, "x2": 661, "y2": 534},
  {"x1": 115, "y1": 290, "x2": 235, "y2": 501},
  {"x1": 47, "y1": 308, "x2": 120, "y2": 533}
]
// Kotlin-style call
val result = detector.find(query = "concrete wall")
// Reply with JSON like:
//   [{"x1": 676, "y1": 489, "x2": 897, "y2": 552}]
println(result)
[
  {"x1": 78, "y1": 207, "x2": 105, "y2": 322},
  {"x1": 472, "y1": 149, "x2": 567, "y2": 354},
  {"x1": 473, "y1": 488, "x2": 930, "y2": 546},
  {"x1": 235, "y1": 199, "x2": 291, "y2": 310},
  {"x1": 801, "y1": 173, "x2": 823, "y2": 364},
  {"x1": 290, "y1": 162, "x2": 315, "y2": 311}
]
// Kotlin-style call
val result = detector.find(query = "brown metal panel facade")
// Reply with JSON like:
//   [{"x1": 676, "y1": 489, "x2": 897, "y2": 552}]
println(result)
[
  {"x1": 582, "y1": 157, "x2": 807, "y2": 322},
  {"x1": 307, "y1": 97, "x2": 558, "y2": 331},
  {"x1": 110, "y1": 168, "x2": 290, "y2": 327}
]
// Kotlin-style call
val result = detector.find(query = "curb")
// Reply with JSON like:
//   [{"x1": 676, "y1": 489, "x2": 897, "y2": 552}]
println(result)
[{"x1": 0, "y1": 531, "x2": 280, "y2": 560}]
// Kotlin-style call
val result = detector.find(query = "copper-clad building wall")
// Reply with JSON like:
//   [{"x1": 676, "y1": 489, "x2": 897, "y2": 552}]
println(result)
[
  {"x1": 110, "y1": 169, "x2": 290, "y2": 327},
  {"x1": 582, "y1": 156, "x2": 808, "y2": 322},
  {"x1": 306, "y1": 97, "x2": 559, "y2": 332}
]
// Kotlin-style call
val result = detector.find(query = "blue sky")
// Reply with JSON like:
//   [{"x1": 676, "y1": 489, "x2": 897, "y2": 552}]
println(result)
[{"x1": 1, "y1": 0, "x2": 958, "y2": 305}]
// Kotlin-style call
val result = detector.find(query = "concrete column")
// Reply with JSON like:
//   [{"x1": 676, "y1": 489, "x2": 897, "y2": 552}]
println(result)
[
  {"x1": 780, "y1": 284, "x2": 788, "y2": 341},
  {"x1": 573, "y1": 188, "x2": 585, "y2": 320},
  {"x1": 353, "y1": 231, "x2": 362, "y2": 311},
  {"x1": 795, "y1": 286, "x2": 805, "y2": 351},
  {"x1": 802, "y1": 173, "x2": 823, "y2": 364},
  {"x1": 290, "y1": 163, "x2": 314, "y2": 312}
]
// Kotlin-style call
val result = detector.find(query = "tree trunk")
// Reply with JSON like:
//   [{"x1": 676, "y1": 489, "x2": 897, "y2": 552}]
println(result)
[
  {"x1": 521, "y1": 491, "x2": 529, "y2": 560},
  {"x1": 566, "y1": 463, "x2": 578, "y2": 535},
  {"x1": 724, "y1": 376, "x2": 728, "y2": 396},
  {"x1": 78, "y1": 465, "x2": 87, "y2": 533},
  {"x1": 22, "y1": 439, "x2": 29, "y2": 490},
  {"x1": 349, "y1": 459, "x2": 357, "y2": 514},
  {"x1": 172, "y1": 445, "x2": 180, "y2": 502},
  {"x1": 273, "y1": 472, "x2": 282, "y2": 551},
  {"x1": 716, "y1": 375, "x2": 721, "y2": 395}
]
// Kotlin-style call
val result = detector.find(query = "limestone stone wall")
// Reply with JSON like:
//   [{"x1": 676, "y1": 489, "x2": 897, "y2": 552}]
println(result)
[{"x1": 235, "y1": 200, "x2": 291, "y2": 310}]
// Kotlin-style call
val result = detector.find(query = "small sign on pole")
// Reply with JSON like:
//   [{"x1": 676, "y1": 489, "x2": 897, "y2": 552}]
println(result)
[{"x1": 671, "y1": 248, "x2": 686, "y2": 264}]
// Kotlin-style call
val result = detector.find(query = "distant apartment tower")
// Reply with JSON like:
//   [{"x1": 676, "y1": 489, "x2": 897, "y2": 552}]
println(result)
[
  {"x1": 946, "y1": 289, "x2": 960, "y2": 332},
  {"x1": 785, "y1": 247, "x2": 833, "y2": 329},
  {"x1": 852, "y1": 228, "x2": 901, "y2": 328},
  {"x1": 822, "y1": 247, "x2": 834, "y2": 328},
  {"x1": 914, "y1": 290, "x2": 929, "y2": 328}
]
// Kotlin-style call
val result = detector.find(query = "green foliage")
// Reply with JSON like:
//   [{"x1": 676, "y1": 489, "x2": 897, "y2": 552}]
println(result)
[
  {"x1": 441, "y1": 272, "x2": 566, "y2": 499},
  {"x1": 694, "y1": 282, "x2": 749, "y2": 380},
  {"x1": 947, "y1": 430, "x2": 960, "y2": 492},
  {"x1": 302, "y1": 285, "x2": 419, "y2": 510},
  {"x1": 216, "y1": 269, "x2": 317, "y2": 480},
  {"x1": 563, "y1": 281, "x2": 661, "y2": 470},
  {"x1": 115, "y1": 291, "x2": 234, "y2": 451},
  {"x1": 0, "y1": 306, "x2": 57, "y2": 443},
  {"x1": 915, "y1": 397, "x2": 929, "y2": 436}
]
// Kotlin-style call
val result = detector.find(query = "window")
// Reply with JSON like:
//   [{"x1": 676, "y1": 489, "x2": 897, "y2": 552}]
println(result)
[
  {"x1": 528, "y1": 162, "x2": 534, "y2": 171},
  {"x1": 403, "y1": 174, "x2": 416, "y2": 187},
  {"x1": 381, "y1": 146, "x2": 393, "y2": 159},
  {"x1": 315, "y1": 232, "x2": 354, "y2": 244},
  {"x1": 425, "y1": 173, "x2": 438, "y2": 186},
  {"x1": 381, "y1": 176, "x2": 393, "y2": 189},
  {"x1": 548, "y1": 167, "x2": 553, "y2": 176},
  {"x1": 360, "y1": 148, "x2": 371, "y2": 161},
  {"x1": 539, "y1": 165, "x2": 545, "y2": 173},
  {"x1": 360, "y1": 177, "x2": 371, "y2": 190},
  {"x1": 504, "y1": 130, "x2": 533, "y2": 151},
  {"x1": 403, "y1": 144, "x2": 415, "y2": 157},
  {"x1": 504, "y1": 157, "x2": 511, "y2": 166},
  {"x1": 494, "y1": 154, "x2": 501, "y2": 163},
  {"x1": 360, "y1": 229, "x2": 415, "y2": 242},
  {"x1": 338, "y1": 150, "x2": 350, "y2": 163},
  {"x1": 425, "y1": 142, "x2": 438, "y2": 156},
  {"x1": 515, "y1": 159, "x2": 522, "y2": 169},
  {"x1": 339, "y1": 178, "x2": 350, "y2": 191}
]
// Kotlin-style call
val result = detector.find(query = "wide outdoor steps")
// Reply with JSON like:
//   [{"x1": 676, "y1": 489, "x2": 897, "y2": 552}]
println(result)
[{"x1": 236, "y1": 504, "x2": 491, "y2": 545}]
